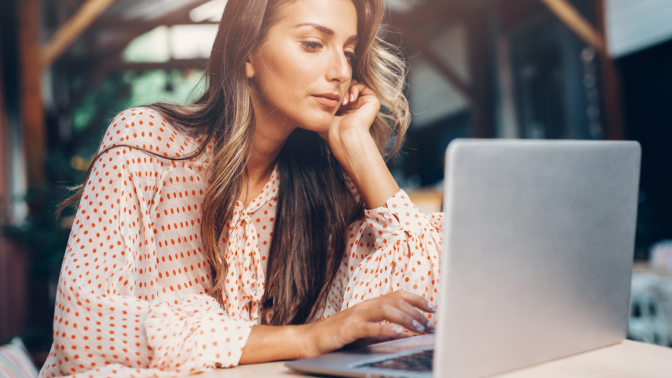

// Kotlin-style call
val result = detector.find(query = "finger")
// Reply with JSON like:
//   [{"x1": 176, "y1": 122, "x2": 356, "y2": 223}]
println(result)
[
  {"x1": 342, "y1": 81, "x2": 368, "y2": 106},
  {"x1": 348, "y1": 83, "x2": 368, "y2": 103},
  {"x1": 392, "y1": 290, "x2": 438, "y2": 314},
  {"x1": 342, "y1": 79, "x2": 356, "y2": 105},
  {"x1": 390, "y1": 298, "x2": 434, "y2": 333},
  {"x1": 357, "y1": 322, "x2": 405, "y2": 340},
  {"x1": 367, "y1": 304, "x2": 426, "y2": 333}
]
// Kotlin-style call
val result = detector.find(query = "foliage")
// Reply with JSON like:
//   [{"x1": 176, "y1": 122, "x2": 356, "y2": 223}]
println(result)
[{"x1": 69, "y1": 70, "x2": 204, "y2": 157}]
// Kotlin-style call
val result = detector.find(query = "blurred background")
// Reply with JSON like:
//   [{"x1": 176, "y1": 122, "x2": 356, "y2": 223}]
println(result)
[{"x1": 1, "y1": 0, "x2": 672, "y2": 368}]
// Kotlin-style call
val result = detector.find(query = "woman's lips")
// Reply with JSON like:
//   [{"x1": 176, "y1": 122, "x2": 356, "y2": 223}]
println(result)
[{"x1": 312, "y1": 95, "x2": 339, "y2": 108}]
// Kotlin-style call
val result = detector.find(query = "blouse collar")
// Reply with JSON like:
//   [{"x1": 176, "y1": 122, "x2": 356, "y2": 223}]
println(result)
[
  {"x1": 197, "y1": 133, "x2": 279, "y2": 216},
  {"x1": 238, "y1": 164, "x2": 280, "y2": 215}
]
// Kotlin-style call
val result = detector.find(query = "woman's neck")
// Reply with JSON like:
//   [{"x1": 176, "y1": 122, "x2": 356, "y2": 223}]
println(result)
[{"x1": 241, "y1": 94, "x2": 296, "y2": 207}]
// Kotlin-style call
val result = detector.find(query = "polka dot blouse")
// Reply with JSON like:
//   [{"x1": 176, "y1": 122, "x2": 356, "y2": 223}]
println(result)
[{"x1": 39, "y1": 108, "x2": 445, "y2": 378}]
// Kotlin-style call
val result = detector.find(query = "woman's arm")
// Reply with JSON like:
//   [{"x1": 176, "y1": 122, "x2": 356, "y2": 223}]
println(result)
[
  {"x1": 320, "y1": 81, "x2": 399, "y2": 209},
  {"x1": 317, "y1": 80, "x2": 443, "y2": 331},
  {"x1": 41, "y1": 145, "x2": 256, "y2": 378},
  {"x1": 239, "y1": 290, "x2": 436, "y2": 364},
  {"x1": 331, "y1": 128, "x2": 400, "y2": 209}
]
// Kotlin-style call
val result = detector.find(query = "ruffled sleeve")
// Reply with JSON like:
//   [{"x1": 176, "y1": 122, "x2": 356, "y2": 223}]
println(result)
[
  {"x1": 40, "y1": 122, "x2": 254, "y2": 378},
  {"x1": 321, "y1": 190, "x2": 443, "y2": 327}
]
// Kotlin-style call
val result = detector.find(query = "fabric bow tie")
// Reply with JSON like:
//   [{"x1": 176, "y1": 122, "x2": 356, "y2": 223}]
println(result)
[{"x1": 220, "y1": 204, "x2": 265, "y2": 321}]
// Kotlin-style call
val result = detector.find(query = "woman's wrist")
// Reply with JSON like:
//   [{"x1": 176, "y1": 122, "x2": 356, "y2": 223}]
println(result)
[
  {"x1": 297, "y1": 322, "x2": 322, "y2": 359},
  {"x1": 329, "y1": 128, "x2": 374, "y2": 169},
  {"x1": 239, "y1": 324, "x2": 314, "y2": 364},
  {"x1": 330, "y1": 129, "x2": 399, "y2": 209}
]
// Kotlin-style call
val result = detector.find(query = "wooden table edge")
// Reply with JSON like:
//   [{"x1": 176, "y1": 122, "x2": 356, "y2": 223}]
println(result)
[{"x1": 198, "y1": 339, "x2": 672, "y2": 378}]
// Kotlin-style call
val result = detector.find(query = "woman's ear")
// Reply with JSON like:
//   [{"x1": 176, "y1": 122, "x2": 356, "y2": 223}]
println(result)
[{"x1": 245, "y1": 54, "x2": 255, "y2": 79}]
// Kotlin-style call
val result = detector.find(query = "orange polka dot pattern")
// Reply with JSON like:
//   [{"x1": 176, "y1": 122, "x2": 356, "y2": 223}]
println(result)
[
  {"x1": 39, "y1": 108, "x2": 444, "y2": 378},
  {"x1": 319, "y1": 191, "x2": 444, "y2": 328}
]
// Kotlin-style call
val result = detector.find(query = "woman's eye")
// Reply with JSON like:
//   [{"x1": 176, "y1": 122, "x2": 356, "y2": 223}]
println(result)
[
  {"x1": 302, "y1": 41, "x2": 323, "y2": 51},
  {"x1": 345, "y1": 51, "x2": 357, "y2": 61}
]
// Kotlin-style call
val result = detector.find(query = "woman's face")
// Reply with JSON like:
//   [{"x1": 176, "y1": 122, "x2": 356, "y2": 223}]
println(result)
[{"x1": 246, "y1": 0, "x2": 359, "y2": 133}]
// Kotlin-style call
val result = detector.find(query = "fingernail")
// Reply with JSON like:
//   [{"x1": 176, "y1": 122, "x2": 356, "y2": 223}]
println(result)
[
  {"x1": 391, "y1": 326, "x2": 403, "y2": 334},
  {"x1": 426, "y1": 322, "x2": 435, "y2": 333},
  {"x1": 427, "y1": 301, "x2": 437, "y2": 312},
  {"x1": 412, "y1": 320, "x2": 425, "y2": 332},
  {"x1": 342, "y1": 97, "x2": 347, "y2": 105},
  {"x1": 350, "y1": 93, "x2": 354, "y2": 102}
]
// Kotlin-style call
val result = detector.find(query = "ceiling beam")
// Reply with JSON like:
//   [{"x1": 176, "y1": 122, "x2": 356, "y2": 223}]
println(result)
[
  {"x1": 94, "y1": 0, "x2": 213, "y2": 30},
  {"x1": 539, "y1": 0, "x2": 605, "y2": 53},
  {"x1": 389, "y1": 0, "x2": 462, "y2": 30},
  {"x1": 83, "y1": 0, "x2": 213, "y2": 63},
  {"x1": 96, "y1": 18, "x2": 218, "y2": 31},
  {"x1": 106, "y1": 58, "x2": 208, "y2": 73},
  {"x1": 42, "y1": 0, "x2": 117, "y2": 67}
]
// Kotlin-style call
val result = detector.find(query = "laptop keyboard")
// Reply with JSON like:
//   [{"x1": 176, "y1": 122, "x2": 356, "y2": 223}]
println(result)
[{"x1": 356, "y1": 349, "x2": 433, "y2": 372}]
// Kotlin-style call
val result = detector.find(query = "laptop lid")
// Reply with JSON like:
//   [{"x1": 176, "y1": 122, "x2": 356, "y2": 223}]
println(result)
[{"x1": 434, "y1": 139, "x2": 641, "y2": 378}]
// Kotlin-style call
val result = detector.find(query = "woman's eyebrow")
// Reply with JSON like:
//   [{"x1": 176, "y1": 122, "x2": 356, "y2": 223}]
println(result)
[{"x1": 294, "y1": 23, "x2": 359, "y2": 42}]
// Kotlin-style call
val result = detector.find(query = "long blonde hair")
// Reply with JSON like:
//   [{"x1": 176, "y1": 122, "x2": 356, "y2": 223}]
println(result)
[{"x1": 59, "y1": 0, "x2": 410, "y2": 325}]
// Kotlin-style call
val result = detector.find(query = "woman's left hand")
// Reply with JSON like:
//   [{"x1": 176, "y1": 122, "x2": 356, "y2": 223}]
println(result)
[
  {"x1": 318, "y1": 79, "x2": 399, "y2": 209},
  {"x1": 318, "y1": 79, "x2": 380, "y2": 154}
]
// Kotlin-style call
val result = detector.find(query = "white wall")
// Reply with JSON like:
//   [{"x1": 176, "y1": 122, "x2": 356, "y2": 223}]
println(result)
[{"x1": 606, "y1": 0, "x2": 672, "y2": 58}]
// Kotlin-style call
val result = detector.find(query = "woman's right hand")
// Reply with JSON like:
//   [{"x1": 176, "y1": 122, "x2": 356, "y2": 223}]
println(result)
[
  {"x1": 299, "y1": 290, "x2": 437, "y2": 358},
  {"x1": 239, "y1": 290, "x2": 436, "y2": 365}
]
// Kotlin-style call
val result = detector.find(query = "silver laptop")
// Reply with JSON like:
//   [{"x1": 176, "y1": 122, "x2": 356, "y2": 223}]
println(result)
[{"x1": 286, "y1": 139, "x2": 641, "y2": 378}]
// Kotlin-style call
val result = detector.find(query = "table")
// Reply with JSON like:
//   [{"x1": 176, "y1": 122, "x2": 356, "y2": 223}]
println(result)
[{"x1": 199, "y1": 340, "x2": 672, "y2": 378}]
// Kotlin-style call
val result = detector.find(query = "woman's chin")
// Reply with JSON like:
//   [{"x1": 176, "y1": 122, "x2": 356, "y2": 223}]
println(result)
[
  {"x1": 298, "y1": 125, "x2": 331, "y2": 136},
  {"x1": 295, "y1": 116, "x2": 333, "y2": 134}
]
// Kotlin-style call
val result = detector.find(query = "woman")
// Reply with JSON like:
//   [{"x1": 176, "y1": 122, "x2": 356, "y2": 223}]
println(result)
[{"x1": 40, "y1": 0, "x2": 444, "y2": 377}]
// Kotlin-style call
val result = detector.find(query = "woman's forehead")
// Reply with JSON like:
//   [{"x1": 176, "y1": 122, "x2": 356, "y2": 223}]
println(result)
[{"x1": 276, "y1": 0, "x2": 358, "y2": 36}]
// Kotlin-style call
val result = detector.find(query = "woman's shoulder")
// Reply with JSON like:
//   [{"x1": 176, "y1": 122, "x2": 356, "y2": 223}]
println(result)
[{"x1": 98, "y1": 106, "x2": 205, "y2": 159}]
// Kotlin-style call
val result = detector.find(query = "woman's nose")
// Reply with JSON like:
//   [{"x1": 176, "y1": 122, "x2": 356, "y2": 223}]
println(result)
[{"x1": 329, "y1": 50, "x2": 351, "y2": 83}]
